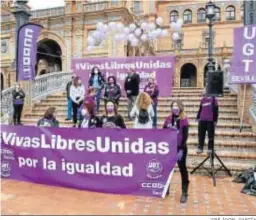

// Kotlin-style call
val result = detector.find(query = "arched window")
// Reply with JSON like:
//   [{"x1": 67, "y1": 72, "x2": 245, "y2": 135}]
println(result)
[
  {"x1": 241, "y1": 4, "x2": 244, "y2": 20},
  {"x1": 197, "y1": 8, "x2": 206, "y2": 23},
  {"x1": 214, "y1": 7, "x2": 221, "y2": 21},
  {"x1": 183, "y1": 9, "x2": 192, "y2": 24},
  {"x1": 170, "y1": 10, "x2": 178, "y2": 23},
  {"x1": 226, "y1": 5, "x2": 236, "y2": 20}
]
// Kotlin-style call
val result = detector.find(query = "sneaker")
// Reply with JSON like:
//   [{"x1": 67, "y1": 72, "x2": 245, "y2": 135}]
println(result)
[{"x1": 196, "y1": 147, "x2": 203, "y2": 154}]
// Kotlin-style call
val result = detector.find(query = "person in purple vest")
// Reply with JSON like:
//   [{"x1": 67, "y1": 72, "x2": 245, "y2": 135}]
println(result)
[
  {"x1": 12, "y1": 83, "x2": 25, "y2": 125},
  {"x1": 144, "y1": 77, "x2": 159, "y2": 128},
  {"x1": 196, "y1": 91, "x2": 219, "y2": 155},
  {"x1": 163, "y1": 100, "x2": 189, "y2": 203}
]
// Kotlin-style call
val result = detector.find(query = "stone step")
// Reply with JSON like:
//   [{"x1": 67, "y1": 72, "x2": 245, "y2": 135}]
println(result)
[
  {"x1": 46, "y1": 96, "x2": 238, "y2": 102},
  {"x1": 25, "y1": 112, "x2": 241, "y2": 122},
  {"x1": 22, "y1": 118, "x2": 252, "y2": 132},
  {"x1": 186, "y1": 157, "x2": 255, "y2": 172},
  {"x1": 36, "y1": 101, "x2": 238, "y2": 109},
  {"x1": 32, "y1": 105, "x2": 239, "y2": 115}
]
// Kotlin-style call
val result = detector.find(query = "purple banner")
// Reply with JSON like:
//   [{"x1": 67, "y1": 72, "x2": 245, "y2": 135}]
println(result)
[
  {"x1": 1, "y1": 125, "x2": 177, "y2": 198},
  {"x1": 72, "y1": 56, "x2": 175, "y2": 97},
  {"x1": 17, "y1": 23, "x2": 43, "y2": 81},
  {"x1": 229, "y1": 24, "x2": 256, "y2": 84}
]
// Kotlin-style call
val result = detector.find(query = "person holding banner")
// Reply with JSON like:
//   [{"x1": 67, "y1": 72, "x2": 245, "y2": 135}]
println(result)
[
  {"x1": 130, "y1": 92, "x2": 154, "y2": 129},
  {"x1": 124, "y1": 68, "x2": 140, "y2": 120},
  {"x1": 101, "y1": 100, "x2": 126, "y2": 129},
  {"x1": 104, "y1": 76, "x2": 121, "y2": 105},
  {"x1": 144, "y1": 78, "x2": 159, "y2": 128},
  {"x1": 196, "y1": 93, "x2": 219, "y2": 155},
  {"x1": 65, "y1": 74, "x2": 75, "y2": 121},
  {"x1": 163, "y1": 100, "x2": 189, "y2": 203},
  {"x1": 37, "y1": 107, "x2": 59, "y2": 127},
  {"x1": 70, "y1": 77, "x2": 85, "y2": 127},
  {"x1": 12, "y1": 83, "x2": 25, "y2": 125},
  {"x1": 89, "y1": 67, "x2": 105, "y2": 113},
  {"x1": 79, "y1": 102, "x2": 102, "y2": 128}
]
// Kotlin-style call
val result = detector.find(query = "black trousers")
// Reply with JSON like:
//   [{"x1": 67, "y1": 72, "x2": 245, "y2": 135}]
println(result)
[
  {"x1": 13, "y1": 104, "x2": 23, "y2": 124},
  {"x1": 178, "y1": 147, "x2": 189, "y2": 186},
  {"x1": 72, "y1": 101, "x2": 82, "y2": 124},
  {"x1": 198, "y1": 120, "x2": 215, "y2": 150}
]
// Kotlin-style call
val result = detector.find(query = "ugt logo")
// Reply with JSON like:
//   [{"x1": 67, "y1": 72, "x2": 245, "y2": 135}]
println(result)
[
  {"x1": 1, "y1": 161, "x2": 11, "y2": 178},
  {"x1": 146, "y1": 159, "x2": 163, "y2": 179}
]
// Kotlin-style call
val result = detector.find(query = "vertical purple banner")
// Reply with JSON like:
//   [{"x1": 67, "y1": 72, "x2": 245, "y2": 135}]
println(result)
[
  {"x1": 229, "y1": 24, "x2": 256, "y2": 84},
  {"x1": 17, "y1": 23, "x2": 43, "y2": 81},
  {"x1": 72, "y1": 56, "x2": 175, "y2": 97},
  {"x1": 1, "y1": 125, "x2": 177, "y2": 198}
]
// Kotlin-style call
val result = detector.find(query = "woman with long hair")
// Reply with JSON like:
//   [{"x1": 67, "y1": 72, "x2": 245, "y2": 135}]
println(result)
[
  {"x1": 70, "y1": 77, "x2": 85, "y2": 127},
  {"x1": 130, "y1": 92, "x2": 154, "y2": 129},
  {"x1": 101, "y1": 100, "x2": 126, "y2": 129},
  {"x1": 144, "y1": 77, "x2": 159, "y2": 128},
  {"x1": 163, "y1": 100, "x2": 189, "y2": 203},
  {"x1": 89, "y1": 66, "x2": 105, "y2": 113},
  {"x1": 79, "y1": 102, "x2": 101, "y2": 128},
  {"x1": 37, "y1": 107, "x2": 59, "y2": 127},
  {"x1": 104, "y1": 76, "x2": 121, "y2": 105},
  {"x1": 12, "y1": 83, "x2": 25, "y2": 125}
]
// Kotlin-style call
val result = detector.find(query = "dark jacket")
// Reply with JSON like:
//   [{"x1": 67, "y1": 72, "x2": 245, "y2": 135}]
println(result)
[
  {"x1": 12, "y1": 89, "x2": 25, "y2": 105},
  {"x1": 66, "y1": 81, "x2": 72, "y2": 98},
  {"x1": 89, "y1": 74, "x2": 105, "y2": 89},
  {"x1": 78, "y1": 115, "x2": 102, "y2": 128},
  {"x1": 124, "y1": 73, "x2": 140, "y2": 97},
  {"x1": 104, "y1": 84, "x2": 121, "y2": 104},
  {"x1": 37, "y1": 117, "x2": 59, "y2": 127}
]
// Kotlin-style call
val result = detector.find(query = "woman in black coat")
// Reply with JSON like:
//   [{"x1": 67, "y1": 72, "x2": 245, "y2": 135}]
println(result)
[
  {"x1": 88, "y1": 66, "x2": 105, "y2": 113},
  {"x1": 104, "y1": 76, "x2": 121, "y2": 105},
  {"x1": 12, "y1": 83, "x2": 25, "y2": 125}
]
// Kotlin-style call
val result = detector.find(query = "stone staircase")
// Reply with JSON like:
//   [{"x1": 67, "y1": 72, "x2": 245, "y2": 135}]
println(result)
[{"x1": 22, "y1": 88, "x2": 256, "y2": 173}]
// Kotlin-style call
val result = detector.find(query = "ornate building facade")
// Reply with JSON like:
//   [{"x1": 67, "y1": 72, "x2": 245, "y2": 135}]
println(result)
[{"x1": 1, "y1": 0, "x2": 244, "y2": 90}]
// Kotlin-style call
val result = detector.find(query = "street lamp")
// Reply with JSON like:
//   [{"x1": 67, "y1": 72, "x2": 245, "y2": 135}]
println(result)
[{"x1": 205, "y1": 0, "x2": 216, "y2": 77}]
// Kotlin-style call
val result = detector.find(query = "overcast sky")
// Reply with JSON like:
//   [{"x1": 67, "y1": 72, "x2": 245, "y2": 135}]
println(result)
[{"x1": 28, "y1": 0, "x2": 65, "y2": 10}]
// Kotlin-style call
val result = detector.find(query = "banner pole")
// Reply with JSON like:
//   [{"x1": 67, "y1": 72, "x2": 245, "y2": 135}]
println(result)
[
  {"x1": 240, "y1": 84, "x2": 247, "y2": 132},
  {"x1": 161, "y1": 168, "x2": 175, "y2": 199}
]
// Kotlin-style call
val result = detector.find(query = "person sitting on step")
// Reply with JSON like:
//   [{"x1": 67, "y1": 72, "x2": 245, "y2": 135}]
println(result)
[
  {"x1": 78, "y1": 101, "x2": 102, "y2": 128},
  {"x1": 37, "y1": 107, "x2": 59, "y2": 127}
]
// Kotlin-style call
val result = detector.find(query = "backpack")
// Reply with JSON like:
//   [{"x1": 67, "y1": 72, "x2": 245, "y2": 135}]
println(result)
[{"x1": 138, "y1": 109, "x2": 149, "y2": 124}]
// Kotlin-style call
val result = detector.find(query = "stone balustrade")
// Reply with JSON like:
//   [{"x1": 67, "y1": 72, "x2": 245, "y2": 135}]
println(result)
[
  {"x1": 249, "y1": 84, "x2": 256, "y2": 132},
  {"x1": 1, "y1": 72, "x2": 72, "y2": 124},
  {"x1": 30, "y1": 7, "x2": 65, "y2": 19}
]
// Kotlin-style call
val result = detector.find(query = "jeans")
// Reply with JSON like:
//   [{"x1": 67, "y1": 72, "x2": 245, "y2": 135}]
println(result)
[
  {"x1": 13, "y1": 104, "x2": 23, "y2": 124},
  {"x1": 96, "y1": 89, "x2": 102, "y2": 113},
  {"x1": 72, "y1": 101, "x2": 83, "y2": 124},
  {"x1": 127, "y1": 96, "x2": 136, "y2": 119},
  {"x1": 153, "y1": 102, "x2": 158, "y2": 128},
  {"x1": 66, "y1": 97, "x2": 72, "y2": 119},
  {"x1": 198, "y1": 121, "x2": 215, "y2": 151}
]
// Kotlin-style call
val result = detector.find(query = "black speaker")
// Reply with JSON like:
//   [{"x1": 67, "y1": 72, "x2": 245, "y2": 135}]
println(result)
[{"x1": 206, "y1": 71, "x2": 224, "y2": 97}]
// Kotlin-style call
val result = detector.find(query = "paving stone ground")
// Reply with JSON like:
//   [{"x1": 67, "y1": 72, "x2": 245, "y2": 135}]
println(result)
[{"x1": 1, "y1": 173, "x2": 256, "y2": 215}]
